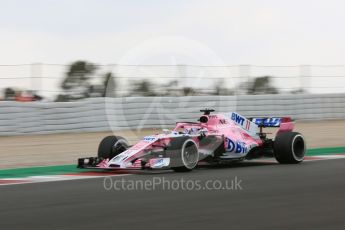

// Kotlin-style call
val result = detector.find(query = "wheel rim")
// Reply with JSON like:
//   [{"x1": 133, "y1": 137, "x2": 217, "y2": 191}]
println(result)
[
  {"x1": 292, "y1": 135, "x2": 305, "y2": 161},
  {"x1": 112, "y1": 139, "x2": 129, "y2": 155},
  {"x1": 181, "y1": 140, "x2": 199, "y2": 169}
]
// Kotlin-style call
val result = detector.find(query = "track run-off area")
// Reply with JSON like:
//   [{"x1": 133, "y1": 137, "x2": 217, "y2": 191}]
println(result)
[
  {"x1": 0, "y1": 146, "x2": 345, "y2": 185},
  {"x1": 0, "y1": 147, "x2": 345, "y2": 230}
]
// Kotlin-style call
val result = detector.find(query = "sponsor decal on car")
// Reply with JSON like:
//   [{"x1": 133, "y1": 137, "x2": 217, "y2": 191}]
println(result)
[
  {"x1": 252, "y1": 118, "x2": 282, "y2": 127},
  {"x1": 225, "y1": 138, "x2": 248, "y2": 154},
  {"x1": 231, "y1": 112, "x2": 258, "y2": 134},
  {"x1": 149, "y1": 158, "x2": 170, "y2": 168},
  {"x1": 143, "y1": 136, "x2": 158, "y2": 142},
  {"x1": 219, "y1": 119, "x2": 228, "y2": 124},
  {"x1": 231, "y1": 112, "x2": 245, "y2": 126}
]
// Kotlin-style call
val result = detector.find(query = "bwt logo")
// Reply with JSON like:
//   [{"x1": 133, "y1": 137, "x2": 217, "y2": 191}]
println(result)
[
  {"x1": 231, "y1": 113, "x2": 245, "y2": 126},
  {"x1": 226, "y1": 138, "x2": 248, "y2": 154},
  {"x1": 143, "y1": 136, "x2": 156, "y2": 142}
]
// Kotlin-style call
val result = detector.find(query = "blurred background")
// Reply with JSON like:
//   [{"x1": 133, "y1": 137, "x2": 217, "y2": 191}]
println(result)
[
  {"x1": 0, "y1": 0, "x2": 345, "y2": 168},
  {"x1": 1, "y1": 63, "x2": 345, "y2": 101}
]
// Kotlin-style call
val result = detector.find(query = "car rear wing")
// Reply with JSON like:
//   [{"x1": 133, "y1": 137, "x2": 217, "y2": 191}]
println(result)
[{"x1": 249, "y1": 117, "x2": 293, "y2": 128}]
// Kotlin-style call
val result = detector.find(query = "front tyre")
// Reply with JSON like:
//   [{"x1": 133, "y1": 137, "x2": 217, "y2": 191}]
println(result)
[
  {"x1": 98, "y1": 136, "x2": 129, "y2": 160},
  {"x1": 274, "y1": 132, "x2": 306, "y2": 164}
]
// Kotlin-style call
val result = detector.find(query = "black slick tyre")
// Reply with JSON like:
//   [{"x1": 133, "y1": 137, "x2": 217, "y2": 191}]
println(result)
[
  {"x1": 274, "y1": 132, "x2": 306, "y2": 164},
  {"x1": 97, "y1": 136, "x2": 129, "y2": 160}
]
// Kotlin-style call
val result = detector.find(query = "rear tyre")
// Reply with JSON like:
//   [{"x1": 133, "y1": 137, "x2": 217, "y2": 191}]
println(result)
[
  {"x1": 168, "y1": 137, "x2": 199, "y2": 172},
  {"x1": 274, "y1": 132, "x2": 306, "y2": 164},
  {"x1": 98, "y1": 136, "x2": 129, "y2": 160}
]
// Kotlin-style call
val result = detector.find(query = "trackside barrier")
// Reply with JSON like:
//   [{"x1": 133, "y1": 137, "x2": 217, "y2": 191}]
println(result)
[{"x1": 0, "y1": 93, "x2": 344, "y2": 135}]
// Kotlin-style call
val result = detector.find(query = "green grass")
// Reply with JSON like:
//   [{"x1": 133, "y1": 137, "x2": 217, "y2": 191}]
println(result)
[
  {"x1": 306, "y1": 146, "x2": 345, "y2": 156},
  {"x1": 0, "y1": 165, "x2": 85, "y2": 179}
]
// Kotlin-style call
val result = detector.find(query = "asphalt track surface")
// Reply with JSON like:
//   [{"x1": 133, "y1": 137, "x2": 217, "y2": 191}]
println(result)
[{"x1": 1, "y1": 159, "x2": 345, "y2": 230}]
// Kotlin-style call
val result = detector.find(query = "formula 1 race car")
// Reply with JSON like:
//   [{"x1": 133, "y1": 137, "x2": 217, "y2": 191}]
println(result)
[{"x1": 78, "y1": 109, "x2": 306, "y2": 172}]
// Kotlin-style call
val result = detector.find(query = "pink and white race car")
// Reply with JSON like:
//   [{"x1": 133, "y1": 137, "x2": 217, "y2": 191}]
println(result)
[{"x1": 78, "y1": 109, "x2": 306, "y2": 172}]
